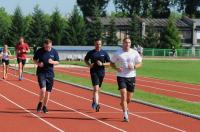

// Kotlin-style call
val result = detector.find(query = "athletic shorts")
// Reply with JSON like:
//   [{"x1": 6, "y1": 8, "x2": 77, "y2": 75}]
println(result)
[
  {"x1": 37, "y1": 74, "x2": 54, "y2": 92},
  {"x1": 90, "y1": 72, "x2": 104, "y2": 87},
  {"x1": 117, "y1": 77, "x2": 136, "y2": 92},
  {"x1": 17, "y1": 58, "x2": 26, "y2": 65},
  {"x1": 2, "y1": 59, "x2": 9, "y2": 65}
]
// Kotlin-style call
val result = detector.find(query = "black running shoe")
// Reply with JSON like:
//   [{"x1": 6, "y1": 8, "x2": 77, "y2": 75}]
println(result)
[
  {"x1": 36, "y1": 102, "x2": 42, "y2": 112},
  {"x1": 42, "y1": 106, "x2": 48, "y2": 113},
  {"x1": 96, "y1": 104, "x2": 100, "y2": 112}
]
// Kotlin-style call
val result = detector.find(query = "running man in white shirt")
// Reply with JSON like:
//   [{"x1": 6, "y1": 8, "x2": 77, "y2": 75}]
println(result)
[{"x1": 111, "y1": 37, "x2": 142, "y2": 122}]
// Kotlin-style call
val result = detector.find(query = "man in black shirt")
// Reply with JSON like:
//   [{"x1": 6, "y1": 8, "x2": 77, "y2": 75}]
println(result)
[
  {"x1": 85, "y1": 38, "x2": 110, "y2": 112},
  {"x1": 33, "y1": 39, "x2": 59, "y2": 113}
]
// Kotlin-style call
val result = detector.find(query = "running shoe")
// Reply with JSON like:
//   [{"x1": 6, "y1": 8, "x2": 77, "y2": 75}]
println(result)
[
  {"x1": 42, "y1": 106, "x2": 48, "y2": 113},
  {"x1": 96, "y1": 104, "x2": 100, "y2": 112},
  {"x1": 36, "y1": 102, "x2": 42, "y2": 112}
]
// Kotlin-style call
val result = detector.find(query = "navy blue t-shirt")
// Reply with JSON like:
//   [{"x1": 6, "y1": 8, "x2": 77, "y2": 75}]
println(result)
[
  {"x1": 85, "y1": 49, "x2": 110, "y2": 76},
  {"x1": 33, "y1": 47, "x2": 59, "y2": 77}
]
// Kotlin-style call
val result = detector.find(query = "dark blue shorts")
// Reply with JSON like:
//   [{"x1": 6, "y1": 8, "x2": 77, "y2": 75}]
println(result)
[
  {"x1": 90, "y1": 72, "x2": 104, "y2": 87},
  {"x1": 117, "y1": 77, "x2": 136, "y2": 92},
  {"x1": 37, "y1": 74, "x2": 54, "y2": 92}
]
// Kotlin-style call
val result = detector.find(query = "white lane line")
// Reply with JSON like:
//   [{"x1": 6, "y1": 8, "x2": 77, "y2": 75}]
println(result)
[
  {"x1": 55, "y1": 69, "x2": 200, "y2": 98},
  {"x1": 48, "y1": 111, "x2": 170, "y2": 114},
  {"x1": 2, "y1": 78, "x2": 126, "y2": 132},
  {"x1": 19, "y1": 74, "x2": 185, "y2": 132},
  {"x1": 57, "y1": 68, "x2": 200, "y2": 91},
  {"x1": 0, "y1": 93, "x2": 64, "y2": 132}
]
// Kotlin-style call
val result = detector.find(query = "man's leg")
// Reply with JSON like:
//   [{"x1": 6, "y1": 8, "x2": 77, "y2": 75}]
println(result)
[
  {"x1": 120, "y1": 88, "x2": 128, "y2": 112},
  {"x1": 39, "y1": 88, "x2": 46, "y2": 103},
  {"x1": 18, "y1": 62, "x2": 23, "y2": 80},
  {"x1": 120, "y1": 88, "x2": 129, "y2": 122},
  {"x1": 5, "y1": 64, "x2": 9, "y2": 79},
  {"x1": 37, "y1": 87, "x2": 46, "y2": 112},
  {"x1": 42, "y1": 77, "x2": 53, "y2": 113},
  {"x1": 93, "y1": 85, "x2": 100, "y2": 105},
  {"x1": 127, "y1": 92, "x2": 133, "y2": 104},
  {"x1": 21, "y1": 60, "x2": 26, "y2": 79},
  {"x1": 43, "y1": 92, "x2": 50, "y2": 106},
  {"x1": 3, "y1": 63, "x2": 6, "y2": 79}
]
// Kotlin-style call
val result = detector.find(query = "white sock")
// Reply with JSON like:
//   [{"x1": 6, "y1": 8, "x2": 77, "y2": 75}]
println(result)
[{"x1": 124, "y1": 111, "x2": 128, "y2": 119}]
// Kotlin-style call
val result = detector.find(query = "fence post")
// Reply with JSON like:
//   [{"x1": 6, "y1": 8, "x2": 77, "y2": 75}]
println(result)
[
  {"x1": 152, "y1": 49, "x2": 154, "y2": 56},
  {"x1": 164, "y1": 49, "x2": 166, "y2": 57}
]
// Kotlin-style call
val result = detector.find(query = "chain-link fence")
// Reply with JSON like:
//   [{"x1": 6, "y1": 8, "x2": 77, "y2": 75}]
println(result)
[{"x1": 143, "y1": 49, "x2": 200, "y2": 57}]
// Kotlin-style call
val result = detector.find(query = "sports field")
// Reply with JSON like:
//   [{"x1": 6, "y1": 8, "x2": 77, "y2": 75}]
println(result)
[{"x1": 1, "y1": 58, "x2": 200, "y2": 131}]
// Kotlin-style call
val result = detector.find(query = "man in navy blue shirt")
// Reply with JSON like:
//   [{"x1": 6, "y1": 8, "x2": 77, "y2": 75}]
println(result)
[
  {"x1": 85, "y1": 38, "x2": 110, "y2": 112},
  {"x1": 33, "y1": 39, "x2": 59, "y2": 113}
]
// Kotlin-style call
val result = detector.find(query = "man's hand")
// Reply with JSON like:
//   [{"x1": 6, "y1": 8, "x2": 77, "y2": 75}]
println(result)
[
  {"x1": 89, "y1": 63, "x2": 94, "y2": 68},
  {"x1": 97, "y1": 60, "x2": 103, "y2": 66},
  {"x1": 17, "y1": 50, "x2": 21, "y2": 54},
  {"x1": 128, "y1": 63, "x2": 135, "y2": 70},
  {"x1": 117, "y1": 67, "x2": 123, "y2": 72},
  {"x1": 22, "y1": 49, "x2": 27, "y2": 53},
  {"x1": 48, "y1": 58, "x2": 54, "y2": 64},
  {"x1": 37, "y1": 62, "x2": 44, "y2": 67}
]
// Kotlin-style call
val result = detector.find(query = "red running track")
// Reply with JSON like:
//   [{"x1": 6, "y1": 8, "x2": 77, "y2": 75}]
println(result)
[
  {"x1": 0, "y1": 69, "x2": 200, "y2": 131},
  {"x1": 54, "y1": 67, "x2": 200, "y2": 102}
]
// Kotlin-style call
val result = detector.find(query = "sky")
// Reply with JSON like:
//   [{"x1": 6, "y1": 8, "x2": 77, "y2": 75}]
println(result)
[{"x1": 0, "y1": 0, "x2": 115, "y2": 16}]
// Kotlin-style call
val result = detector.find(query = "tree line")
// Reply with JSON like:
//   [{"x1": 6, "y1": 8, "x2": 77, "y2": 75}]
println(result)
[{"x1": 0, "y1": 0, "x2": 199, "y2": 48}]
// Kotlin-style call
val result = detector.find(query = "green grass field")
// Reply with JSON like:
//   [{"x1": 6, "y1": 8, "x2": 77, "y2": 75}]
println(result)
[
  {"x1": 25, "y1": 68, "x2": 200, "y2": 116},
  {"x1": 60, "y1": 60, "x2": 200, "y2": 84}
]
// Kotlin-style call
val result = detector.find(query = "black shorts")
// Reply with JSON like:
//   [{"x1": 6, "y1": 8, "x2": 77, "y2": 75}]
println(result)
[
  {"x1": 117, "y1": 77, "x2": 136, "y2": 92},
  {"x1": 17, "y1": 58, "x2": 26, "y2": 65},
  {"x1": 37, "y1": 74, "x2": 54, "y2": 92},
  {"x1": 2, "y1": 59, "x2": 9, "y2": 65},
  {"x1": 90, "y1": 73, "x2": 104, "y2": 87}
]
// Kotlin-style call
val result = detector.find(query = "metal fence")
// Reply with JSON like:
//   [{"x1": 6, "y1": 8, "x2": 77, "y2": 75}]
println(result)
[
  {"x1": 1, "y1": 47, "x2": 200, "y2": 58},
  {"x1": 143, "y1": 49, "x2": 200, "y2": 57}
]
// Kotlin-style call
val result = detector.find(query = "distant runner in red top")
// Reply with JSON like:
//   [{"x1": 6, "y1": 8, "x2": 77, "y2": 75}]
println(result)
[{"x1": 15, "y1": 37, "x2": 30, "y2": 80}]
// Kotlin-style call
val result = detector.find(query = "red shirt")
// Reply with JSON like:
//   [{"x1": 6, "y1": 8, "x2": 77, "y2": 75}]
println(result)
[{"x1": 15, "y1": 43, "x2": 30, "y2": 59}]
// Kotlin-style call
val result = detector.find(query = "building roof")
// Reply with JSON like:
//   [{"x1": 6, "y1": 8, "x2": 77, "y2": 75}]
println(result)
[{"x1": 87, "y1": 17, "x2": 193, "y2": 28}]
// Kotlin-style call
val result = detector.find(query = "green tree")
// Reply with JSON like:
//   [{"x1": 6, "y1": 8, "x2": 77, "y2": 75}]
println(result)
[
  {"x1": 49, "y1": 8, "x2": 64, "y2": 45},
  {"x1": 113, "y1": 0, "x2": 142, "y2": 17},
  {"x1": 179, "y1": 0, "x2": 200, "y2": 18},
  {"x1": 144, "y1": 25, "x2": 160, "y2": 48},
  {"x1": 141, "y1": 0, "x2": 152, "y2": 17},
  {"x1": 160, "y1": 16, "x2": 181, "y2": 48},
  {"x1": 152, "y1": 0, "x2": 171, "y2": 18},
  {"x1": 129, "y1": 14, "x2": 143, "y2": 46},
  {"x1": 77, "y1": 0, "x2": 109, "y2": 17},
  {"x1": 0, "y1": 7, "x2": 11, "y2": 46},
  {"x1": 106, "y1": 17, "x2": 119, "y2": 45},
  {"x1": 28, "y1": 5, "x2": 50, "y2": 46},
  {"x1": 62, "y1": 6, "x2": 87, "y2": 45},
  {"x1": 87, "y1": 5, "x2": 104, "y2": 45},
  {"x1": 8, "y1": 6, "x2": 25, "y2": 46}
]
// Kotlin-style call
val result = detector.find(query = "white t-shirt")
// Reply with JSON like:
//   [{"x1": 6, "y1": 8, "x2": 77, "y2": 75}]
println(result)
[
  {"x1": 1, "y1": 51, "x2": 9, "y2": 60},
  {"x1": 111, "y1": 48, "x2": 142, "y2": 78}
]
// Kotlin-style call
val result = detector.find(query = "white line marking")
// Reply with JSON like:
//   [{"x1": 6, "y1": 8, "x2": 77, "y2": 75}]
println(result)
[
  {"x1": 0, "y1": 93, "x2": 64, "y2": 132},
  {"x1": 55, "y1": 69, "x2": 200, "y2": 99},
  {"x1": 57, "y1": 68, "x2": 200, "y2": 91},
  {"x1": 2, "y1": 77, "x2": 126, "y2": 132}
]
